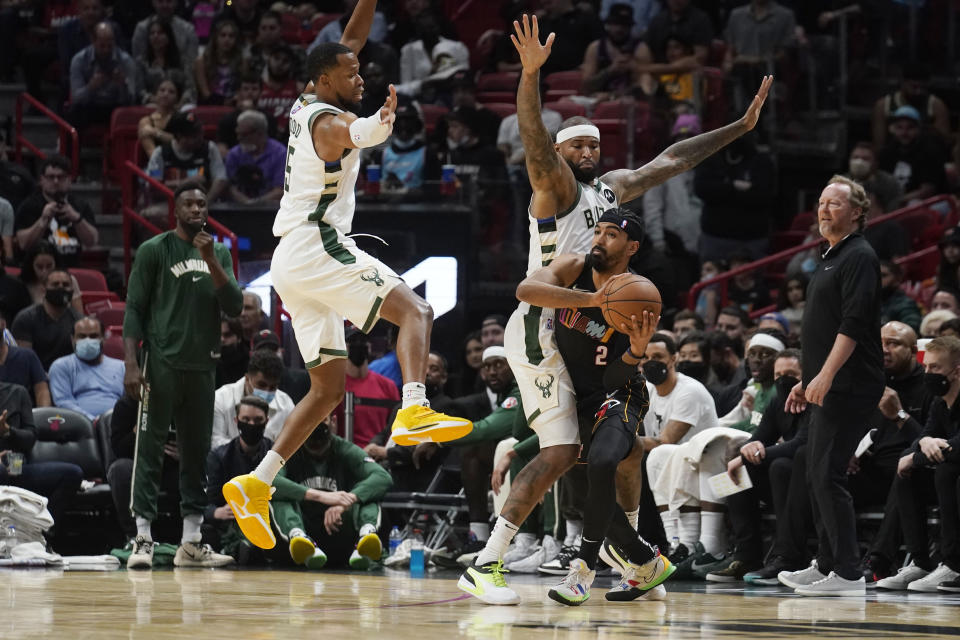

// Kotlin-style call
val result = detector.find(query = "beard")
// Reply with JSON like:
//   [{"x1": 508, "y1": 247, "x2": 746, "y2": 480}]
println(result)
[
  {"x1": 565, "y1": 158, "x2": 597, "y2": 183},
  {"x1": 337, "y1": 91, "x2": 362, "y2": 112},
  {"x1": 589, "y1": 246, "x2": 614, "y2": 272}
]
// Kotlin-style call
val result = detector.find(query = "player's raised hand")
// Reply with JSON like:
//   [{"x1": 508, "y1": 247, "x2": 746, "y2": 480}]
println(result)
[
  {"x1": 741, "y1": 75, "x2": 773, "y2": 131},
  {"x1": 379, "y1": 84, "x2": 397, "y2": 128},
  {"x1": 621, "y1": 311, "x2": 659, "y2": 358},
  {"x1": 192, "y1": 230, "x2": 215, "y2": 262},
  {"x1": 510, "y1": 14, "x2": 555, "y2": 73}
]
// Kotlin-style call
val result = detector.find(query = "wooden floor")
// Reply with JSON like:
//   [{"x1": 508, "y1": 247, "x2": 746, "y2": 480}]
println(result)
[{"x1": 2, "y1": 568, "x2": 959, "y2": 639}]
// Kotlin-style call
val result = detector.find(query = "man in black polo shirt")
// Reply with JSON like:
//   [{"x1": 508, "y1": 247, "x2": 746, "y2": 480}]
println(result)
[
  {"x1": 780, "y1": 175, "x2": 884, "y2": 597},
  {"x1": 11, "y1": 268, "x2": 82, "y2": 370}
]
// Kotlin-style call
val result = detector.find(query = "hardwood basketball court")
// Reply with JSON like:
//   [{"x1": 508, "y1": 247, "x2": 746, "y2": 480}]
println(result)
[{"x1": 2, "y1": 568, "x2": 958, "y2": 639}]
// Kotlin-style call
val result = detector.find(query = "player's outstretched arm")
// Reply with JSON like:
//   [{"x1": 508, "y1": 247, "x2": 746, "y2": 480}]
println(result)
[
  {"x1": 340, "y1": 0, "x2": 378, "y2": 55},
  {"x1": 311, "y1": 85, "x2": 397, "y2": 159},
  {"x1": 511, "y1": 14, "x2": 577, "y2": 219},
  {"x1": 516, "y1": 254, "x2": 595, "y2": 309},
  {"x1": 602, "y1": 75, "x2": 773, "y2": 204}
]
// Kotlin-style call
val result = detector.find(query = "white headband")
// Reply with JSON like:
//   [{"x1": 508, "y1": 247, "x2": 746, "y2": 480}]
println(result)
[
  {"x1": 748, "y1": 333, "x2": 786, "y2": 353},
  {"x1": 482, "y1": 346, "x2": 507, "y2": 362},
  {"x1": 556, "y1": 124, "x2": 600, "y2": 144}
]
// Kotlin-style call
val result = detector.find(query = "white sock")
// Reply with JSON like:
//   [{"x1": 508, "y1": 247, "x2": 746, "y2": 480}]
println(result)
[
  {"x1": 136, "y1": 516, "x2": 152, "y2": 541},
  {"x1": 660, "y1": 510, "x2": 678, "y2": 543},
  {"x1": 289, "y1": 527, "x2": 306, "y2": 539},
  {"x1": 253, "y1": 450, "x2": 285, "y2": 485},
  {"x1": 181, "y1": 513, "x2": 202, "y2": 544},
  {"x1": 359, "y1": 523, "x2": 377, "y2": 538},
  {"x1": 401, "y1": 382, "x2": 428, "y2": 409},
  {"x1": 625, "y1": 508, "x2": 640, "y2": 531},
  {"x1": 700, "y1": 511, "x2": 726, "y2": 556},
  {"x1": 470, "y1": 522, "x2": 490, "y2": 542},
  {"x1": 515, "y1": 532, "x2": 537, "y2": 548},
  {"x1": 475, "y1": 516, "x2": 519, "y2": 565},
  {"x1": 564, "y1": 519, "x2": 583, "y2": 546},
  {"x1": 678, "y1": 511, "x2": 700, "y2": 549}
]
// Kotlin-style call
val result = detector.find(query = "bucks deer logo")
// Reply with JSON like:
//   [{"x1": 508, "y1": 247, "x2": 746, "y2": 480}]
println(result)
[
  {"x1": 534, "y1": 374, "x2": 555, "y2": 399},
  {"x1": 360, "y1": 268, "x2": 384, "y2": 287}
]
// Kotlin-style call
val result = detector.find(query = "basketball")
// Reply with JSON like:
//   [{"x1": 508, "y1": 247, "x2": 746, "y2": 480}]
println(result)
[{"x1": 600, "y1": 274, "x2": 662, "y2": 332}]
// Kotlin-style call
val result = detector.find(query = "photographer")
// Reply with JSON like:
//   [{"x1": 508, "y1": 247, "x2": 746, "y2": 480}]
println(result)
[{"x1": 14, "y1": 156, "x2": 98, "y2": 267}]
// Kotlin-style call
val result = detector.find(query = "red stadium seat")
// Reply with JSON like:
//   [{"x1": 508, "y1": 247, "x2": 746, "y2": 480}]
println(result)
[
  {"x1": 708, "y1": 39, "x2": 728, "y2": 67},
  {"x1": 85, "y1": 299, "x2": 124, "y2": 316},
  {"x1": 4, "y1": 266, "x2": 19, "y2": 278},
  {"x1": 544, "y1": 101, "x2": 586, "y2": 120},
  {"x1": 593, "y1": 119, "x2": 627, "y2": 171},
  {"x1": 70, "y1": 268, "x2": 108, "y2": 292},
  {"x1": 544, "y1": 70, "x2": 582, "y2": 102},
  {"x1": 896, "y1": 209, "x2": 940, "y2": 248},
  {"x1": 476, "y1": 72, "x2": 518, "y2": 92},
  {"x1": 477, "y1": 91, "x2": 516, "y2": 103},
  {"x1": 482, "y1": 102, "x2": 517, "y2": 118},
  {"x1": 95, "y1": 307, "x2": 125, "y2": 328},
  {"x1": 592, "y1": 101, "x2": 627, "y2": 120},
  {"x1": 418, "y1": 103, "x2": 449, "y2": 136},
  {"x1": 104, "y1": 106, "x2": 152, "y2": 185},
  {"x1": 103, "y1": 335, "x2": 124, "y2": 358},
  {"x1": 192, "y1": 106, "x2": 233, "y2": 139}
]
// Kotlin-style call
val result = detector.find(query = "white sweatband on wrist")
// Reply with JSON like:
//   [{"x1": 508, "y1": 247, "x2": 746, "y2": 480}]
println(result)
[
  {"x1": 349, "y1": 112, "x2": 394, "y2": 148},
  {"x1": 556, "y1": 124, "x2": 600, "y2": 144}
]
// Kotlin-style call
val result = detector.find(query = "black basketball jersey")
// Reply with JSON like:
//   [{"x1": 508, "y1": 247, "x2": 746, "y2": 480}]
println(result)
[{"x1": 555, "y1": 256, "x2": 630, "y2": 407}]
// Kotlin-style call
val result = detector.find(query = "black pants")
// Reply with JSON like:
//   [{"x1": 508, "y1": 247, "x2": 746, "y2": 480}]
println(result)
[
  {"x1": 807, "y1": 395, "x2": 876, "y2": 580},
  {"x1": 0, "y1": 461, "x2": 82, "y2": 528},
  {"x1": 727, "y1": 455, "x2": 792, "y2": 567},
  {"x1": 770, "y1": 448, "x2": 812, "y2": 568},
  {"x1": 850, "y1": 456, "x2": 899, "y2": 567},
  {"x1": 108, "y1": 455, "x2": 181, "y2": 539},
  {"x1": 896, "y1": 462, "x2": 960, "y2": 571}
]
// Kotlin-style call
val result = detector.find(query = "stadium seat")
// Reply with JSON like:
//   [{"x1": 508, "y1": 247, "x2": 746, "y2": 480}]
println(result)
[
  {"x1": 103, "y1": 335, "x2": 124, "y2": 359},
  {"x1": 482, "y1": 102, "x2": 517, "y2": 118},
  {"x1": 476, "y1": 91, "x2": 516, "y2": 104},
  {"x1": 81, "y1": 291, "x2": 122, "y2": 307},
  {"x1": 85, "y1": 299, "x2": 124, "y2": 316},
  {"x1": 592, "y1": 100, "x2": 627, "y2": 119},
  {"x1": 104, "y1": 106, "x2": 152, "y2": 185},
  {"x1": 544, "y1": 70, "x2": 583, "y2": 98},
  {"x1": 896, "y1": 209, "x2": 940, "y2": 248},
  {"x1": 31, "y1": 408, "x2": 108, "y2": 486},
  {"x1": 69, "y1": 268, "x2": 108, "y2": 292},
  {"x1": 94, "y1": 409, "x2": 116, "y2": 471},
  {"x1": 476, "y1": 72, "x2": 518, "y2": 92},
  {"x1": 4, "y1": 266, "x2": 20, "y2": 278},
  {"x1": 95, "y1": 307, "x2": 125, "y2": 329},
  {"x1": 311, "y1": 12, "x2": 343, "y2": 33},
  {"x1": 708, "y1": 39, "x2": 728, "y2": 67},
  {"x1": 419, "y1": 103, "x2": 449, "y2": 136},
  {"x1": 593, "y1": 119, "x2": 627, "y2": 171},
  {"x1": 544, "y1": 100, "x2": 586, "y2": 120},
  {"x1": 771, "y1": 230, "x2": 809, "y2": 253},
  {"x1": 193, "y1": 106, "x2": 233, "y2": 139}
]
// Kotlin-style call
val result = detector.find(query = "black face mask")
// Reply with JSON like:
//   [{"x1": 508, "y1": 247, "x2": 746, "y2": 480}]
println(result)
[
  {"x1": 775, "y1": 375, "x2": 800, "y2": 400},
  {"x1": 347, "y1": 342, "x2": 369, "y2": 367},
  {"x1": 923, "y1": 372, "x2": 951, "y2": 397},
  {"x1": 237, "y1": 421, "x2": 266, "y2": 446},
  {"x1": 676, "y1": 360, "x2": 708, "y2": 382},
  {"x1": 642, "y1": 360, "x2": 669, "y2": 386},
  {"x1": 881, "y1": 285, "x2": 899, "y2": 299},
  {"x1": 712, "y1": 360, "x2": 733, "y2": 382},
  {"x1": 45, "y1": 288, "x2": 72, "y2": 307}
]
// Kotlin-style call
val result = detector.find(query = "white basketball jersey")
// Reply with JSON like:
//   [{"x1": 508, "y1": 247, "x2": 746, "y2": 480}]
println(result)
[
  {"x1": 526, "y1": 179, "x2": 619, "y2": 275},
  {"x1": 273, "y1": 95, "x2": 361, "y2": 237}
]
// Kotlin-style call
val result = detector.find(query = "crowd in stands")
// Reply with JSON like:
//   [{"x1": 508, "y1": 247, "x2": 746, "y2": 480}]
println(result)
[{"x1": 0, "y1": 0, "x2": 959, "y2": 590}]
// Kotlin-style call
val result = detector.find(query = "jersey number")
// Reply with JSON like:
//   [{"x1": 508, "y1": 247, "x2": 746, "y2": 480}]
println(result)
[
  {"x1": 283, "y1": 145, "x2": 295, "y2": 192},
  {"x1": 582, "y1": 205, "x2": 603, "y2": 229},
  {"x1": 595, "y1": 345, "x2": 608, "y2": 366}
]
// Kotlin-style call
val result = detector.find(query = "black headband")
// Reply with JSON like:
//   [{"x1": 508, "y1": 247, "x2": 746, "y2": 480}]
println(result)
[{"x1": 597, "y1": 209, "x2": 644, "y2": 241}]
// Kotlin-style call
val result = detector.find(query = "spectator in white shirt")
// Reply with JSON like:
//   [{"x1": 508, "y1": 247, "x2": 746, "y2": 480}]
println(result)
[{"x1": 211, "y1": 349, "x2": 294, "y2": 448}]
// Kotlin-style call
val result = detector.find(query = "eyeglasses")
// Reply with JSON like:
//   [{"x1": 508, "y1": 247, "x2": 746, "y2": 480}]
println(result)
[{"x1": 42, "y1": 173, "x2": 69, "y2": 182}]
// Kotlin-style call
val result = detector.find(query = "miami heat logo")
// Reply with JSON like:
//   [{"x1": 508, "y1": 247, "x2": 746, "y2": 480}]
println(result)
[{"x1": 47, "y1": 415, "x2": 66, "y2": 431}]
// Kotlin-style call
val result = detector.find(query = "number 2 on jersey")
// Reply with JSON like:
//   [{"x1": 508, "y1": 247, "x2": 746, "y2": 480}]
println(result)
[{"x1": 595, "y1": 345, "x2": 608, "y2": 366}]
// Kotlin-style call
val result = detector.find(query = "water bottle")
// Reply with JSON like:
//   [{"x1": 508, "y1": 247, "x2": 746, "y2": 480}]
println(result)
[
  {"x1": 388, "y1": 526, "x2": 403, "y2": 557},
  {"x1": 409, "y1": 529, "x2": 425, "y2": 576},
  {"x1": 671, "y1": 536, "x2": 680, "y2": 554},
  {"x1": 2, "y1": 523, "x2": 17, "y2": 557}
]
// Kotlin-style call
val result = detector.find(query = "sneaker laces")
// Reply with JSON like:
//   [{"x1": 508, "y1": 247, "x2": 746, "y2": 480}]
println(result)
[
  {"x1": 485, "y1": 560, "x2": 509, "y2": 588},
  {"x1": 560, "y1": 561, "x2": 592, "y2": 590}
]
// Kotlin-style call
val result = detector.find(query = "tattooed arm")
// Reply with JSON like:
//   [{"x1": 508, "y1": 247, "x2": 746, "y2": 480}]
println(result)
[
  {"x1": 511, "y1": 14, "x2": 578, "y2": 219},
  {"x1": 602, "y1": 75, "x2": 773, "y2": 204}
]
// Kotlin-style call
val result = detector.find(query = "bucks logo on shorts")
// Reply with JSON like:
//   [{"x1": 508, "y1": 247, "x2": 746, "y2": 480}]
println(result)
[
  {"x1": 534, "y1": 374, "x2": 555, "y2": 399},
  {"x1": 360, "y1": 267, "x2": 384, "y2": 287}
]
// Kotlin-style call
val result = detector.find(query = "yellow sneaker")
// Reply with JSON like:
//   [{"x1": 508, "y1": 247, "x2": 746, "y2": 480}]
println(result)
[
  {"x1": 391, "y1": 404, "x2": 473, "y2": 446},
  {"x1": 356, "y1": 532, "x2": 382, "y2": 562},
  {"x1": 288, "y1": 529, "x2": 316, "y2": 565},
  {"x1": 223, "y1": 474, "x2": 277, "y2": 549}
]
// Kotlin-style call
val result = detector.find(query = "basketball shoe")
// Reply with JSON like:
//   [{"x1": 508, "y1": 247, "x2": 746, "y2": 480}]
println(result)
[
  {"x1": 600, "y1": 541, "x2": 675, "y2": 601},
  {"x1": 174, "y1": 542, "x2": 235, "y2": 568},
  {"x1": 356, "y1": 525, "x2": 382, "y2": 562},
  {"x1": 548, "y1": 558, "x2": 595, "y2": 606},
  {"x1": 391, "y1": 405, "x2": 473, "y2": 446},
  {"x1": 223, "y1": 474, "x2": 276, "y2": 549},
  {"x1": 458, "y1": 560, "x2": 521, "y2": 605}
]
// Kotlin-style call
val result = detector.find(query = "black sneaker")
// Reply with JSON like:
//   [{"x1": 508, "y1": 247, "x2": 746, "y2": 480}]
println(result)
[
  {"x1": 744, "y1": 559, "x2": 794, "y2": 586},
  {"x1": 538, "y1": 544, "x2": 579, "y2": 575},
  {"x1": 455, "y1": 539, "x2": 487, "y2": 567},
  {"x1": 938, "y1": 579, "x2": 960, "y2": 593},
  {"x1": 862, "y1": 554, "x2": 892, "y2": 587}
]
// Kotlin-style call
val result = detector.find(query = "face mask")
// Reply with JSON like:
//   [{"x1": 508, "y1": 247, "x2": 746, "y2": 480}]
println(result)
[
  {"x1": 642, "y1": 360, "x2": 669, "y2": 386},
  {"x1": 237, "y1": 421, "x2": 266, "y2": 446},
  {"x1": 252, "y1": 388, "x2": 276, "y2": 404},
  {"x1": 221, "y1": 342, "x2": 245, "y2": 362},
  {"x1": 848, "y1": 158, "x2": 871, "y2": 179},
  {"x1": 75, "y1": 337, "x2": 102, "y2": 362},
  {"x1": 45, "y1": 288, "x2": 72, "y2": 307},
  {"x1": 923, "y1": 372, "x2": 951, "y2": 396},
  {"x1": 676, "y1": 360, "x2": 708, "y2": 382},
  {"x1": 348, "y1": 342, "x2": 369, "y2": 367},
  {"x1": 775, "y1": 375, "x2": 800, "y2": 399},
  {"x1": 446, "y1": 137, "x2": 460, "y2": 150}
]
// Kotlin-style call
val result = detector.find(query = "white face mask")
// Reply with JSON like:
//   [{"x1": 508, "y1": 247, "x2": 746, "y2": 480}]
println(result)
[
  {"x1": 446, "y1": 137, "x2": 460, "y2": 150},
  {"x1": 240, "y1": 143, "x2": 257, "y2": 155},
  {"x1": 849, "y1": 157, "x2": 871, "y2": 179}
]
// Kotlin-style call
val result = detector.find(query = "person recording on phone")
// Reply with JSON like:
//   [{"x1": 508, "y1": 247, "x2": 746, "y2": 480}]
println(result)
[{"x1": 14, "y1": 155, "x2": 98, "y2": 267}]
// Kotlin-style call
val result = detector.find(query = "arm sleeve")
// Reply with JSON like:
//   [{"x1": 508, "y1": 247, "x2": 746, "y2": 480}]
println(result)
[
  {"x1": 838, "y1": 250, "x2": 880, "y2": 342},
  {"x1": 343, "y1": 443, "x2": 393, "y2": 503},
  {"x1": 914, "y1": 399, "x2": 947, "y2": 466},
  {"x1": 763, "y1": 413, "x2": 809, "y2": 461},
  {"x1": 48, "y1": 360, "x2": 90, "y2": 418},
  {"x1": 214, "y1": 244, "x2": 243, "y2": 316},
  {"x1": 122, "y1": 241, "x2": 157, "y2": 342},
  {"x1": 513, "y1": 433, "x2": 540, "y2": 458},
  {"x1": 453, "y1": 403, "x2": 517, "y2": 447}
]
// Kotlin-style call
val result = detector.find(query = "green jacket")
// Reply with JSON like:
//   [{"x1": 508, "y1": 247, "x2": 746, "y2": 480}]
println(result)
[
  {"x1": 880, "y1": 290, "x2": 922, "y2": 334},
  {"x1": 729, "y1": 383, "x2": 777, "y2": 434},
  {"x1": 123, "y1": 231, "x2": 243, "y2": 369},
  {"x1": 273, "y1": 434, "x2": 393, "y2": 504},
  {"x1": 453, "y1": 381, "x2": 523, "y2": 447}
]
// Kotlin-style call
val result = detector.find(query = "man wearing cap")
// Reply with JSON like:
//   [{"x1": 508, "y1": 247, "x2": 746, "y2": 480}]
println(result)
[
  {"x1": 877, "y1": 105, "x2": 949, "y2": 204},
  {"x1": 145, "y1": 111, "x2": 228, "y2": 204},
  {"x1": 211, "y1": 349, "x2": 295, "y2": 449},
  {"x1": 757, "y1": 312, "x2": 790, "y2": 336},
  {"x1": 581, "y1": 3, "x2": 642, "y2": 100}
]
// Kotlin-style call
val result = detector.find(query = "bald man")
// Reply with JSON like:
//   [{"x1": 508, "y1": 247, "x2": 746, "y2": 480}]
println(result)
[
  {"x1": 68, "y1": 21, "x2": 136, "y2": 125},
  {"x1": 856, "y1": 321, "x2": 938, "y2": 583}
]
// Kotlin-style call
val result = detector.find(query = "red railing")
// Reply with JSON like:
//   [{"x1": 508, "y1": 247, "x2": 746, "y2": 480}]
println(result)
[
  {"x1": 688, "y1": 195, "x2": 959, "y2": 311},
  {"x1": 14, "y1": 93, "x2": 80, "y2": 178},
  {"x1": 120, "y1": 160, "x2": 239, "y2": 278}
]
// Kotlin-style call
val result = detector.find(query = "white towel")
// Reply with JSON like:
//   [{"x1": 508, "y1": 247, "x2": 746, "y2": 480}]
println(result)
[{"x1": 652, "y1": 427, "x2": 751, "y2": 511}]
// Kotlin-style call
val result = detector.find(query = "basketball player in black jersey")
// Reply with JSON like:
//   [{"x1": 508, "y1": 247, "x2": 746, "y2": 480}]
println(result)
[{"x1": 515, "y1": 209, "x2": 674, "y2": 605}]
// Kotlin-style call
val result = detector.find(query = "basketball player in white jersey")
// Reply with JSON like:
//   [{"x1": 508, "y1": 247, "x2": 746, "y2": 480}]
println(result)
[
  {"x1": 223, "y1": 0, "x2": 472, "y2": 555},
  {"x1": 458, "y1": 15, "x2": 771, "y2": 604}
]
